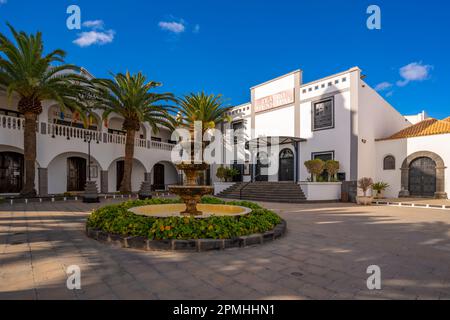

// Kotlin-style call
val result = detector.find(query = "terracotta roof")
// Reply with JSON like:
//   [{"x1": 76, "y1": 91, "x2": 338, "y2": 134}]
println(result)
[{"x1": 377, "y1": 118, "x2": 450, "y2": 141}]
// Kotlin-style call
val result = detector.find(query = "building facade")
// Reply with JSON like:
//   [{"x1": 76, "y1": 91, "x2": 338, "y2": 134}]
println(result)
[
  {"x1": 216, "y1": 67, "x2": 449, "y2": 199},
  {"x1": 1, "y1": 66, "x2": 449, "y2": 199},
  {"x1": 0, "y1": 95, "x2": 179, "y2": 196}
]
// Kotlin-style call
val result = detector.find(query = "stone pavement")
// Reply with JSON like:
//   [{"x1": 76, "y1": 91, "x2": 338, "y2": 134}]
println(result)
[{"x1": 1, "y1": 199, "x2": 450, "y2": 300}]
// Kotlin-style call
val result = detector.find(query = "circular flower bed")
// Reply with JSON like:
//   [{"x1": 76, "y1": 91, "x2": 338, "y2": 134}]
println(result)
[{"x1": 86, "y1": 196, "x2": 286, "y2": 251}]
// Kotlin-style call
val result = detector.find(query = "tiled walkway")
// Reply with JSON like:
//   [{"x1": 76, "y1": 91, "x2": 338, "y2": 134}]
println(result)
[{"x1": 1, "y1": 199, "x2": 450, "y2": 300}]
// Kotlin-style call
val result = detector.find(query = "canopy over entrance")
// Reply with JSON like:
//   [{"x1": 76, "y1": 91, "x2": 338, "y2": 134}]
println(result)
[{"x1": 245, "y1": 136, "x2": 306, "y2": 149}]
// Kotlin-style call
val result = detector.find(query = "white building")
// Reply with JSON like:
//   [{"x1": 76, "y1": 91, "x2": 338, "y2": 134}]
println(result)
[
  {"x1": 0, "y1": 95, "x2": 179, "y2": 196},
  {"x1": 1, "y1": 66, "x2": 449, "y2": 200},
  {"x1": 216, "y1": 67, "x2": 449, "y2": 199}
]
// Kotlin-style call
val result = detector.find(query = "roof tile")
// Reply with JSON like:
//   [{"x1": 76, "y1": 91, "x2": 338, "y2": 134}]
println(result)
[{"x1": 377, "y1": 118, "x2": 450, "y2": 141}]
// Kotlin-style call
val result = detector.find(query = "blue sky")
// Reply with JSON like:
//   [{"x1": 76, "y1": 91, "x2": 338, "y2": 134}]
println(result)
[{"x1": 1, "y1": 0, "x2": 449, "y2": 118}]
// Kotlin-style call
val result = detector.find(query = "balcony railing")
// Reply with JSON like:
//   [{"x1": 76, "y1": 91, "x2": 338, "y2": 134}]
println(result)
[
  {"x1": 1, "y1": 114, "x2": 24, "y2": 130},
  {"x1": 1, "y1": 115, "x2": 175, "y2": 152}
]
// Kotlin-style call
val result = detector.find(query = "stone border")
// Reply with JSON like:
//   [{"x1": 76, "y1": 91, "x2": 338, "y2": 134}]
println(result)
[
  {"x1": 86, "y1": 220, "x2": 287, "y2": 252},
  {"x1": 374, "y1": 201, "x2": 450, "y2": 211}
]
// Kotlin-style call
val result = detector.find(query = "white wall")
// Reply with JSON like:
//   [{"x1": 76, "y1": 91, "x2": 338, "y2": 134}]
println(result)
[
  {"x1": 299, "y1": 90, "x2": 352, "y2": 181},
  {"x1": 255, "y1": 106, "x2": 295, "y2": 137},
  {"x1": 375, "y1": 134, "x2": 450, "y2": 198},
  {"x1": 358, "y1": 82, "x2": 411, "y2": 181}
]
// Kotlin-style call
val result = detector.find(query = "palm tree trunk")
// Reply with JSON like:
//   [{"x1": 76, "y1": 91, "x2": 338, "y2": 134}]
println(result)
[
  {"x1": 120, "y1": 129, "x2": 135, "y2": 194},
  {"x1": 21, "y1": 112, "x2": 38, "y2": 197}
]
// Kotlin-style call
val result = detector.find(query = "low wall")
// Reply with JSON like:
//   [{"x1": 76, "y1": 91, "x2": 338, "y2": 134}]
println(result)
[
  {"x1": 214, "y1": 182, "x2": 236, "y2": 195},
  {"x1": 299, "y1": 182, "x2": 342, "y2": 201}
]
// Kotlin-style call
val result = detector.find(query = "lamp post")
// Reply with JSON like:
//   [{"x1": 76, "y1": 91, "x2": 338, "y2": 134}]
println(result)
[{"x1": 82, "y1": 131, "x2": 100, "y2": 203}]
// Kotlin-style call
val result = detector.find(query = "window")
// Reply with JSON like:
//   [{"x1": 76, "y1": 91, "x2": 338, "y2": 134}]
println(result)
[
  {"x1": 383, "y1": 155, "x2": 396, "y2": 170},
  {"x1": 312, "y1": 151, "x2": 334, "y2": 181},
  {"x1": 312, "y1": 97, "x2": 334, "y2": 130}
]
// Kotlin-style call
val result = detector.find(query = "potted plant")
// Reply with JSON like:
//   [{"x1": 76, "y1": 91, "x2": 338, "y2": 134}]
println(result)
[
  {"x1": 356, "y1": 177, "x2": 374, "y2": 205},
  {"x1": 325, "y1": 160, "x2": 340, "y2": 182},
  {"x1": 226, "y1": 168, "x2": 240, "y2": 182},
  {"x1": 372, "y1": 182, "x2": 389, "y2": 199},
  {"x1": 304, "y1": 159, "x2": 325, "y2": 182},
  {"x1": 216, "y1": 166, "x2": 227, "y2": 182}
]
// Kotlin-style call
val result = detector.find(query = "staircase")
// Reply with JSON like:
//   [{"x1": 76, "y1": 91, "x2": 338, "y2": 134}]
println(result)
[{"x1": 218, "y1": 182, "x2": 307, "y2": 203}]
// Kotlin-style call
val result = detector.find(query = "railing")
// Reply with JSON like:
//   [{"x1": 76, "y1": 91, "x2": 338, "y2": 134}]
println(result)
[
  {"x1": 0, "y1": 114, "x2": 24, "y2": 130},
  {"x1": 106, "y1": 132, "x2": 126, "y2": 144},
  {"x1": 1, "y1": 116, "x2": 175, "y2": 151},
  {"x1": 151, "y1": 140, "x2": 174, "y2": 151},
  {"x1": 48, "y1": 123, "x2": 102, "y2": 142}
]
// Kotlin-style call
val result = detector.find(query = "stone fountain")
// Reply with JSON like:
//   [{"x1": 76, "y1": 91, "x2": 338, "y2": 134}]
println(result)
[{"x1": 168, "y1": 138, "x2": 214, "y2": 215}]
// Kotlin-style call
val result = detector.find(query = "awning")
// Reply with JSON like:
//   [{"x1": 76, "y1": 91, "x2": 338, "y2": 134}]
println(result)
[{"x1": 245, "y1": 136, "x2": 306, "y2": 149}]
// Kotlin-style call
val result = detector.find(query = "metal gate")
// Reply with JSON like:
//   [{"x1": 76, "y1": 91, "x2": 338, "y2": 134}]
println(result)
[{"x1": 409, "y1": 157, "x2": 436, "y2": 197}]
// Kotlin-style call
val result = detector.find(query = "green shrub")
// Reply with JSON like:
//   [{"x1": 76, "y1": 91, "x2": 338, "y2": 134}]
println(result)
[
  {"x1": 200, "y1": 196, "x2": 226, "y2": 204},
  {"x1": 86, "y1": 197, "x2": 281, "y2": 240}
]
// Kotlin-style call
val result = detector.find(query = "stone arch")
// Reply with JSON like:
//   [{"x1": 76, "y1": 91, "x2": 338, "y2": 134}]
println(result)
[
  {"x1": 149, "y1": 161, "x2": 179, "y2": 190},
  {"x1": 107, "y1": 157, "x2": 147, "y2": 193},
  {"x1": 400, "y1": 151, "x2": 447, "y2": 199}
]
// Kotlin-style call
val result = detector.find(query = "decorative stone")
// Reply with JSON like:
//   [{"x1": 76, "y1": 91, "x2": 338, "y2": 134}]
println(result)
[
  {"x1": 138, "y1": 180, "x2": 153, "y2": 200},
  {"x1": 83, "y1": 180, "x2": 100, "y2": 203}
]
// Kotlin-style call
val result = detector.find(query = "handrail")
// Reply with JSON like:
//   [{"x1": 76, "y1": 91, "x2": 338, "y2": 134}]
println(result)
[{"x1": 239, "y1": 174, "x2": 261, "y2": 200}]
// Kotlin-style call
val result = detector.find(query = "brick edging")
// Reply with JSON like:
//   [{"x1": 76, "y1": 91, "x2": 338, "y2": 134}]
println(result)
[{"x1": 86, "y1": 220, "x2": 287, "y2": 252}]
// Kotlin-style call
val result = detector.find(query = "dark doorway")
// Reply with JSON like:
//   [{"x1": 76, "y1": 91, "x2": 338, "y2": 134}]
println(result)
[
  {"x1": 279, "y1": 149, "x2": 294, "y2": 181},
  {"x1": 232, "y1": 162, "x2": 244, "y2": 182},
  {"x1": 116, "y1": 160, "x2": 124, "y2": 191},
  {"x1": 153, "y1": 163, "x2": 165, "y2": 190},
  {"x1": 409, "y1": 157, "x2": 436, "y2": 197},
  {"x1": 255, "y1": 152, "x2": 269, "y2": 181},
  {"x1": 0, "y1": 152, "x2": 24, "y2": 193},
  {"x1": 67, "y1": 157, "x2": 86, "y2": 192}
]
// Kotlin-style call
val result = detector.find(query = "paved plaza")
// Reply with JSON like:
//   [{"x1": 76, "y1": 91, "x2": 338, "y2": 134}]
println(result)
[{"x1": 1, "y1": 199, "x2": 450, "y2": 300}]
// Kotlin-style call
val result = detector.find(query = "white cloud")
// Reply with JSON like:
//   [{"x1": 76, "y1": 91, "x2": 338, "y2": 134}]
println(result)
[
  {"x1": 193, "y1": 24, "x2": 200, "y2": 34},
  {"x1": 73, "y1": 30, "x2": 115, "y2": 47},
  {"x1": 82, "y1": 20, "x2": 104, "y2": 30},
  {"x1": 158, "y1": 21, "x2": 186, "y2": 34},
  {"x1": 374, "y1": 82, "x2": 392, "y2": 91},
  {"x1": 386, "y1": 91, "x2": 394, "y2": 97},
  {"x1": 396, "y1": 62, "x2": 433, "y2": 87}
]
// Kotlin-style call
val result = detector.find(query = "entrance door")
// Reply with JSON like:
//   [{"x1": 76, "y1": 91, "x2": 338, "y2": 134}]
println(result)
[
  {"x1": 409, "y1": 157, "x2": 436, "y2": 197},
  {"x1": 279, "y1": 149, "x2": 294, "y2": 181},
  {"x1": 255, "y1": 152, "x2": 269, "y2": 181},
  {"x1": 0, "y1": 152, "x2": 24, "y2": 193},
  {"x1": 116, "y1": 160, "x2": 124, "y2": 191},
  {"x1": 153, "y1": 164, "x2": 165, "y2": 190},
  {"x1": 67, "y1": 157, "x2": 86, "y2": 192}
]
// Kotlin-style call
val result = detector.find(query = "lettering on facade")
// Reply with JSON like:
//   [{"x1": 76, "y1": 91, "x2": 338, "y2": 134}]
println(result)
[{"x1": 254, "y1": 89, "x2": 294, "y2": 113}]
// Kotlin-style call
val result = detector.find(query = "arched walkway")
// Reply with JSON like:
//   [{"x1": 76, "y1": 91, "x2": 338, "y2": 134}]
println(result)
[
  {"x1": 47, "y1": 152, "x2": 103, "y2": 195},
  {"x1": 400, "y1": 151, "x2": 447, "y2": 199},
  {"x1": 107, "y1": 157, "x2": 147, "y2": 193},
  {"x1": 150, "y1": 161, "x2": 179, "y2": 190}
]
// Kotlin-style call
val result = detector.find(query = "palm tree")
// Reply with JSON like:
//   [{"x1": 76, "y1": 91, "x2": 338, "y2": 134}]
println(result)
[
  {"x1": 176, "y1": 92, "x2": 231, "y2": 137},
  {"x1": 93, "y1": 71, "x2": 175, "y2": 194},
  {"x1": 0, "y1": 24, "x2": 91, "y2": 196}
]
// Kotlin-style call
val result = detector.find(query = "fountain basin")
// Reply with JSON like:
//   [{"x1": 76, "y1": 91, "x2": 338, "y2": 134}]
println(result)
[{"x1": 129, "y1": 203, "x2": 251, "y2": 218}]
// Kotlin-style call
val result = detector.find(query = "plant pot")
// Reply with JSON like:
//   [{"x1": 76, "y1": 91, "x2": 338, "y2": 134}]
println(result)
[
  {"x1": 374, "y1": 190, "x2": 385, "y2": 199},
  {"x1": 356, "y1": 196, "x2": 374, "y2": 206}
]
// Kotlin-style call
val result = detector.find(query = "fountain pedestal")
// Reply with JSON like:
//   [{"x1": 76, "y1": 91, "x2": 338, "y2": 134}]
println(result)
[{"x1": 169, "y1": 162, "x2": 213, "y2": 216}]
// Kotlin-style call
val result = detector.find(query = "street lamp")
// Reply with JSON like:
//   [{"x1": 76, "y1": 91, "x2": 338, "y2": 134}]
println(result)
[{"x1": 82, "y1": 131, "x2": 100, "y2": 203}]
